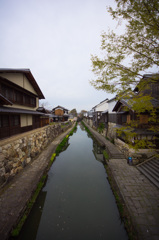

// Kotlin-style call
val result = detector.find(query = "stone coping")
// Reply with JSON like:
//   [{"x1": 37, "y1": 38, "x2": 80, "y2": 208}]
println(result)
[{"x1": 0, "y1": 124, "x2": 61, "y2": 147}]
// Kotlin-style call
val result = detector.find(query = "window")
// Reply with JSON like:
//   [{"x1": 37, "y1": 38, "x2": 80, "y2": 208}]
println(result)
[
  {"x1": 30, "y1": 97, "x2": 36, "y2": 106},
  {"x1": 15, "y1": 90, "x2": 23, "y2": 104},
  {"x1": 0, "y1": 115, "x2": 9, "y2": 127},
  {"x1": 10, "y1": 115, "x2": 20, "y2": 126},
  {"x1": 122, "y1": 115, "x2": 127, "y2": 123},
  {"x1": 1, "y1": 83, "x2": 36, "y2": 107},
  {"x1": 23, "y1": 95, "x2": 30, "y2": 105},
  {"x1": 1, "y1": 85, "x2": 14, "y2": 101}
]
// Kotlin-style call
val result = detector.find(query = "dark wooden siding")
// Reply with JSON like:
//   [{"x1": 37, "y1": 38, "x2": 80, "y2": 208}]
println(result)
[{"x1": 0, "y1": 114, "x2": 42, "y2": 140}]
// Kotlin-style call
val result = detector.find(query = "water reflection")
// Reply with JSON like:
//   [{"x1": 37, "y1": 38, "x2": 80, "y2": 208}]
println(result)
[
  {"x1": 92, "y1": 140, "x2": 105, "y2": 163},
  {"x1": 15, "y1": 124, "x2": 128, "y2": 240}
]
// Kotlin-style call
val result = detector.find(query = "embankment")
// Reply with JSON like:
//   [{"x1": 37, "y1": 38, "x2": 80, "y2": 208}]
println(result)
[{"x1": 0, "y1": 122, "x2": 76, "y2": 240}]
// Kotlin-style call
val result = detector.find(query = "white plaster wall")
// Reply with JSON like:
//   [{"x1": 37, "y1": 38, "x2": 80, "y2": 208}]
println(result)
[
  {"x1": 108, "y1": 100, "x2": 117, "y2": 113},
  {"x1": 96, "y1": 101, "x2": 108, "y2": 112}
]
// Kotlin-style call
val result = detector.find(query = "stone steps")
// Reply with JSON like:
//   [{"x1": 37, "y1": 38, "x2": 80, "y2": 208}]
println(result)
[{"x1": 137, "y1": 158, "x2": 159, "y2": 189}]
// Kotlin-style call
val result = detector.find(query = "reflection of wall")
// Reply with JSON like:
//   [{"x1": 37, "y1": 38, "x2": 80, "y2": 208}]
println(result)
[
  {"x1": 92, "y1": 140, "x2": 104, "y2": 162},
  {"x1": 18, "y1": 191, "x2": 47, "y2": 239}
]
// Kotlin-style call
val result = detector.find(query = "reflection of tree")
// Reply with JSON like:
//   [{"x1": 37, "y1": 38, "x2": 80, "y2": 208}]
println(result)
[
  {"x1": 79, "y1": 123, "x2": 85, "y2": 131},
  {"x1": 92, "y1": 140, "x2": 105, "y2": 163},
  {"x1": 61, "y1": 140, "x2": 70, "y2": 153},
  {"x1": 79, "y1": 123, "x2": 92, "y2": 139}
]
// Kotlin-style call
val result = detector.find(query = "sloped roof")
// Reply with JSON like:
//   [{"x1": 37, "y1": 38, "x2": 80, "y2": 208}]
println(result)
[
  {"x1": 134, "y1": 73, "x2": 159, "y2": 92},
  {"x1": 0, "y1": 68, "x2": 45, "y2": 99},
  {"x1": 113, "y1": 98, "x2": 159, "y2": 112},
  {"x1": 52, "y1": 105, "x2": 68, "y2": 111},
  {"x1": 113, "y1": 99, "x2": 132, "y2": 112},
  {"x1": 0, "y1": 106, "x2": 44, "y2": 115}
]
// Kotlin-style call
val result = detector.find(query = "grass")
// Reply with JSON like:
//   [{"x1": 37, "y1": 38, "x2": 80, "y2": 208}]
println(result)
[
  {"x1": 103, "y1": 150, "x2": 109, "y2": 160},
  {"x1": 11, "y1": 175, "x2": 47, "y2": 237},
  {"x1": 97, "y1": 123, "x2": 105, "y2": 133},
  {"x1": 81, "y1": 121, "x2": 93, "y2": 137},
  {"x1": 55, "y1": 136, "x2": 69, "y2": 155},
  {"x1": 55, "y1": 123, "x2": 77, "y2": 156},
  {"x1": 104, "y1": 164, "x2": 138, "y2": 240},
  {"x1": 11, "y1": 122, "x2": 77, "y2": 238}
]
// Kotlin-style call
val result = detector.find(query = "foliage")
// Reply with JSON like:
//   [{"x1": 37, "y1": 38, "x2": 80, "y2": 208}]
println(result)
[
  {"x1": 81, "y1": 121, "x2": 93, "y2": 137},
  {"x1": 90, "y1": 0, "x2": 159, "y2": 150},
  {"x1": 91, "y1": 0, "x2": 159, "y2": 94},
  {"x1": 69, "y1": 108, "x2": 77, "y2": 117},
  {"x1": 56, "y1": 123, "x2": 77, "y2": 155},
  {"x1": 103, "y1": 150, "x2": 109, "y2": 160},
  {"x1": 11, "y1": 175, "x2": 47, "y2": 237},
  {"x1": 97, "y1": 123, "x2": 105, "y2": 133},
  {"x1": 11, "y1": 123, "x2": 77, "y2": 237}
]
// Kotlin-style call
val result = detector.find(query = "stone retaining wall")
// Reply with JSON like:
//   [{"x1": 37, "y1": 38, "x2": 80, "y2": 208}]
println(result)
[
  {"x1": 84, "y1": 118, "x2": 157, "y2": 164},
  {"x1": 0, "y1": 122, "x2": 72, "y2": 187},
  {"x1": 114, "y1": 138, "x2": 157, "y2": 164}
]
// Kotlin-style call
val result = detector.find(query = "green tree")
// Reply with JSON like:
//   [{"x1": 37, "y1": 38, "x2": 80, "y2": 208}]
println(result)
[
  {"x1": 91, "y1": 0, "x2": 159, "y2": 93},
  {"x1": 70, "y1": 108, "x2": 77, "y2": 117},
  {"x1": 90, "y1": 0, "x2": 159, "y2": 149}
]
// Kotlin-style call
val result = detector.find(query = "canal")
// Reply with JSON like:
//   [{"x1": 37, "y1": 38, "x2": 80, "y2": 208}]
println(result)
[{"x1": 16, "y1": 123, "x2": 128, "y2": 240}]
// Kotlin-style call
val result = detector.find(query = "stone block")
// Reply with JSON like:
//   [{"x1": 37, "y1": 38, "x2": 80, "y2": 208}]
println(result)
[
  {"x1": 5, "y1": 163, "x2": 13, "y2": 173},
  {"x1": 14, "y1": 144, "x2": 20, "y2": 150},
  {"x1": 26, "y1": 158, "x2": 31, "y2": 164},
  {"x1": 0, "y1": 175, "x2": 5, "y2": 186}
]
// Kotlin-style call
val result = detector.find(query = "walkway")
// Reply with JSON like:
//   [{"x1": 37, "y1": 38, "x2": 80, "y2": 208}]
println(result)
[
  {"x1": 0, "y1": 124, "x2": 75, "y2": 240},
  {"x1": 84, "y1": 121, "x2": 159, "y2": 240}
]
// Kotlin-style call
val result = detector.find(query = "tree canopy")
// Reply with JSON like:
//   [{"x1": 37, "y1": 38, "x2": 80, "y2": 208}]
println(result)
[
  {"x1": 90, "y1": 0, "x2": 159, "y2": 150},
  {"x1": 90, "y1": 0, "x2": 159, "y2": 94},
  {"x1": 69, "y1": 108, "x2": 77, "y2": 117}
]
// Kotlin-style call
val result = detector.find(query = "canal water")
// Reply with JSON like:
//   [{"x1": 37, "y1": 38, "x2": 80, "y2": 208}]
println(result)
[{"x1": 17, "y1": 123, "x2": 128, "y2": 240}]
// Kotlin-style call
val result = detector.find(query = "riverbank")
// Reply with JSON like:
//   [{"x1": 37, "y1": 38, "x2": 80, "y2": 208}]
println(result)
[
  {"x1": 0, "y1": 123, "x2": 76, "y2": 240},
  {"x1": 83, "y1": 120, "x2": 159, "y2": 240}
]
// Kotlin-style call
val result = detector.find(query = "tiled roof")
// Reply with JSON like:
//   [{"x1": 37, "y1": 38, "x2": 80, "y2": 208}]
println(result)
[
  {"x1": 52, "y1": 105, "x2": 68, "y2": 111},
  {"x1": 0, "y1": 106, "x2": 44, "y2": 115}
]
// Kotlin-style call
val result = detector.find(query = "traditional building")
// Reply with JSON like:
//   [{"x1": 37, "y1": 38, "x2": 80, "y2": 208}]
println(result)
[
  {"x1": 112, "y1": 74, "x2": 159, "y2": 147},
  {"x1": 92, "y1": 99, "x2": 108, "y2": 128},
  {"x1": 52, "y1": 105, "x2": 69, "y2": 122},
  {"x1": 0, "y1": 68, "x2": 45, "y2": 140}
]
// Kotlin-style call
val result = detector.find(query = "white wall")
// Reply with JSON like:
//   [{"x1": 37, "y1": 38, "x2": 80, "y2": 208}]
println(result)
[
  {"x1": 96, "y1": 100, "x2": 108, "y2": 112},
  {"x1": 108, "y1": 99, "x2": 117, "y2": 113}
]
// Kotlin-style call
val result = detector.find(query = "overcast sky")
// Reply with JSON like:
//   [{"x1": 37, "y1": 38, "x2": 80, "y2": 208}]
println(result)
[{"x1": 0, "y1": 0, "x2": 121, "y2": 112}]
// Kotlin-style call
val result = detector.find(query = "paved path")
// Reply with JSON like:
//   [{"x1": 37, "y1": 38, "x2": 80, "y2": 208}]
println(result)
[
  {"x1": 0, "y1": 124, "x2": 75, "y2": 240},
  {"x1": 84, "y1": 121, "x2": 159, "y2": 240}
]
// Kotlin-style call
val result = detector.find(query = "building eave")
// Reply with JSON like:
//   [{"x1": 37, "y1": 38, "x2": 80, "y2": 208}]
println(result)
[
  {"x1": 0, "y1": 106, "x2": 45, "y2": 115},
  {"x1": 0, "y1": 68, "x2": 45, "y2": 99}
]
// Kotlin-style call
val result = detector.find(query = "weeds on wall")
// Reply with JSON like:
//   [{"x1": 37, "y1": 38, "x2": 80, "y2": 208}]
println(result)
[
  {"x1": 97, "y1": 123, "x2": 105, "y2": 133},
  {"x1": 11, "y1": 175, "x2": 47, "y2": 237},
  {"x1": 11, "y1": 122, "x2": 77, "y2": 238},
  {"x1": 81, "y1": 121, "x2": 93, "y2": 137}
]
